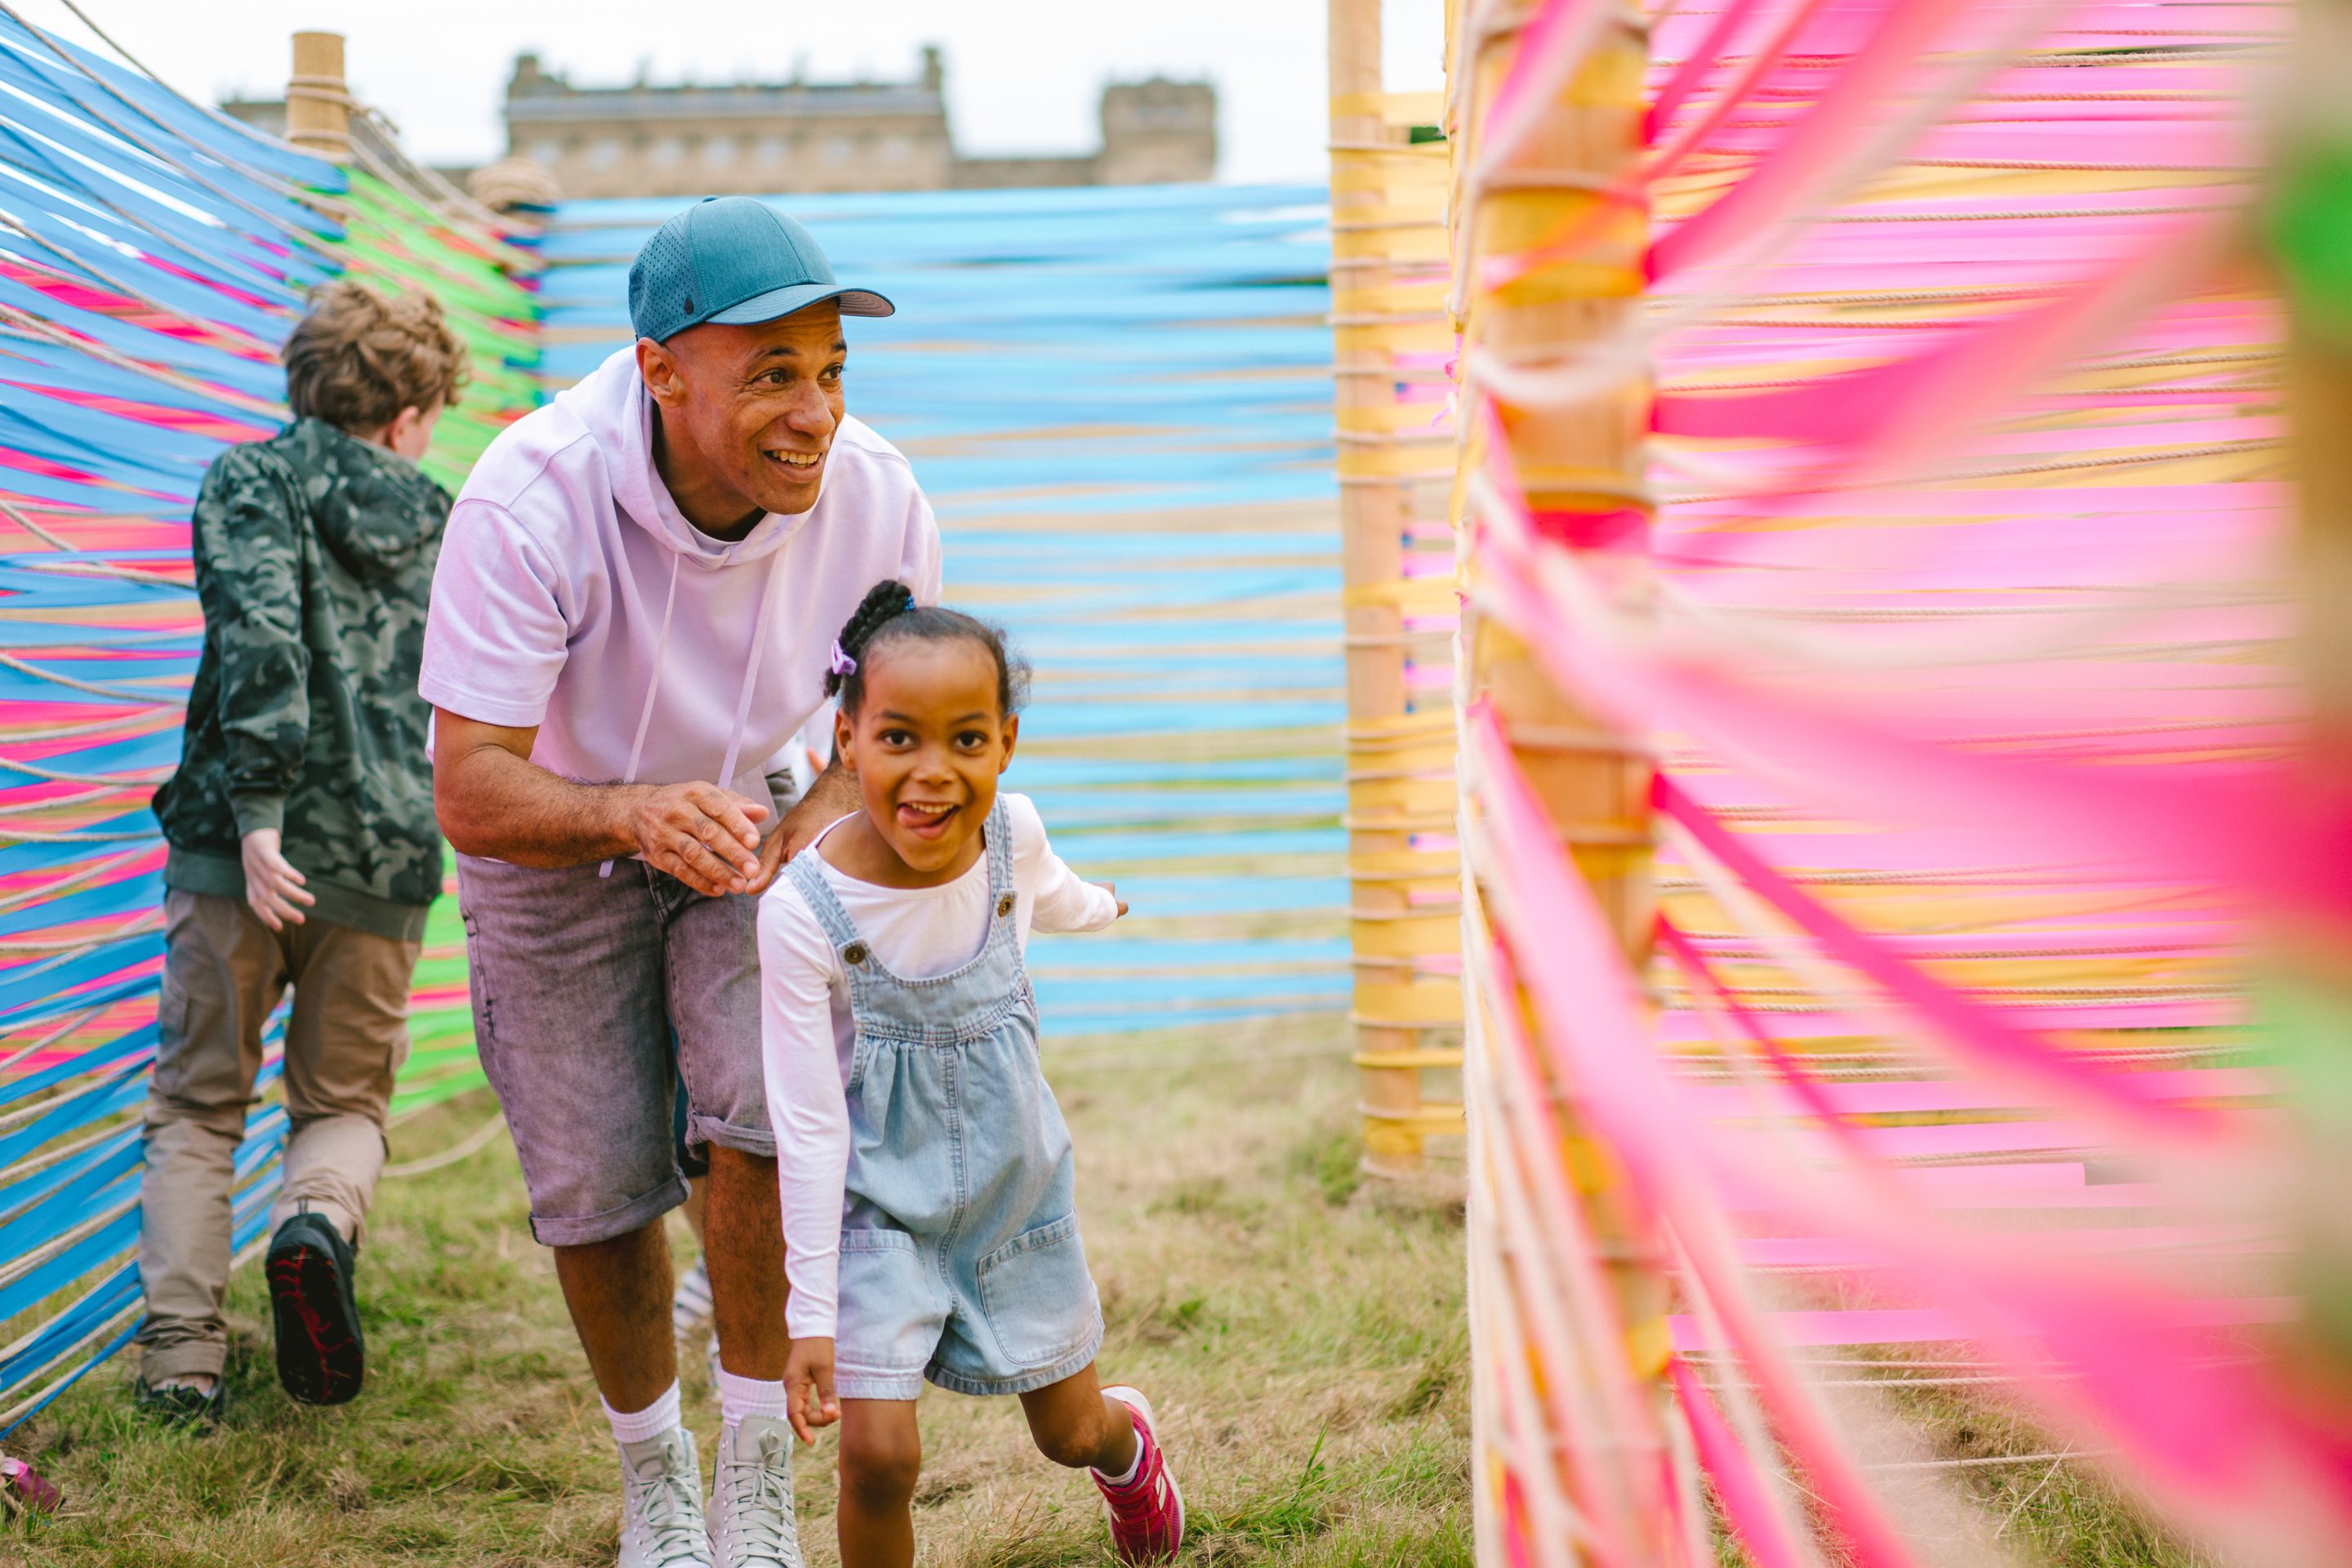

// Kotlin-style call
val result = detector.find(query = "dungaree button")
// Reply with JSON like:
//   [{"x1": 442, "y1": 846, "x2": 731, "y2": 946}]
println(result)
[
  {"x1": 843, "y1": 942, "x2": 868, "y2": 966},
  {"x1": 996, "y1": 895, "x2": 1015, "y2": 918}
]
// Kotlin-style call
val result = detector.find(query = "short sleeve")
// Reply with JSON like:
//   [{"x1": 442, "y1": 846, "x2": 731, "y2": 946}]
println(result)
[
  {"x1": 900, "y1": 484, "x2": 942, "y2": 607},
  {"x1": 418, "y1": 500, "x2": 571, "y2": 728}
]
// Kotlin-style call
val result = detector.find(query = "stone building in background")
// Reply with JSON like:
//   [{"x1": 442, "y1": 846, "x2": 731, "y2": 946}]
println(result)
[{"x1": 499, "y1": 48, "x2": 1216, "y2": 200}]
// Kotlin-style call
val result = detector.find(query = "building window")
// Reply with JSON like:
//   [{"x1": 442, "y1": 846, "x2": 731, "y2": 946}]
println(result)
[
  {"x1": 705, "y1": 136, "x2": 737, "y2": 167},
  {"x1": 652, "y1": 136, "x2": 684, "y2": 169},
  {"x1": 757, "y1": 134, "x2": 790, "y2": 165},
  {"x1": 822, "y1": 135, "x2": 852, "y2": 166},
  {"x1": 589, "y1": 137, "x2": 621, "y2": 172},
  {"x1": 529, "y1": 139, "x2": 562, "y2": 166},
  {"x1": 880, "y1": 134, "x2": 913, "y2": 165}
]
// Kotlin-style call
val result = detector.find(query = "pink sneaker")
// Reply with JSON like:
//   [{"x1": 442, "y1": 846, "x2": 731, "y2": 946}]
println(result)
[{"x1": 1094, "y1": 1386, "x2": 1184, "y2": 1562}]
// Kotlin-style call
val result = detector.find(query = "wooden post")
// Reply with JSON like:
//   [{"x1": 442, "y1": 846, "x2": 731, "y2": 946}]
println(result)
[
  {"x1": 1332, "y1": 0, "x2": 1417, "y2": 1173},
  {"x1": 1453, "y1": 2, "x2": 1675, "y2": 1559},
  {"x1": 1332, "y1": 0, "x2": 1467, "y2": 1174},
  {"x1": 285, "y1": 31, "x2": 351, "y2": 163},
  {"x1": 1460, "y1": 0, "x2": 1655, "y2": 1175}
]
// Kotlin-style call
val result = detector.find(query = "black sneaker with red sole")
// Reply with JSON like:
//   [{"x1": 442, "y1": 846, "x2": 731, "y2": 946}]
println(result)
[{"x1": 265, "y1": 1212, "x2": 364, "y2": 1405}]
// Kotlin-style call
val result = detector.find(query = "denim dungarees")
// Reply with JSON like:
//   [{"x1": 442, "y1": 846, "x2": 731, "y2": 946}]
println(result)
[{"x1": 786, "y1": 797, "x2": 1104, "y2": 1399}]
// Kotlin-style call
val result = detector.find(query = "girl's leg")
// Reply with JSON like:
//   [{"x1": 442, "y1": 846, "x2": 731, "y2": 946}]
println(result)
[
  {"x1": 838, "y1": 1398, "x2": 922, "y2": 1568},
  {"x1": 1018, "y1": 1363, "x2": 1139, "y2": 1476}
]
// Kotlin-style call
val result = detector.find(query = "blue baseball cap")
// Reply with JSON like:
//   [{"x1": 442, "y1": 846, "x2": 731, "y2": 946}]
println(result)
[{"x1": 628, "y1": 197, "x2": 893, "y2": 342}]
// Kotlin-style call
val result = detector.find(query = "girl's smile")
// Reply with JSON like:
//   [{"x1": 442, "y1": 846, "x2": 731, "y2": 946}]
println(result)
[
  {"x1": 829, "y1": 638, "x2": 1019, "y2": 889},
  {"x1": 896, "y1": 799, "x2": 960, "y2": 837}
]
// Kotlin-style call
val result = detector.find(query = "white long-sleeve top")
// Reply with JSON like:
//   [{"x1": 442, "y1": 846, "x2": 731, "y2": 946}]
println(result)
[{"x1": 757, "y1": 792, "x2": 1119, "y2": 1339}]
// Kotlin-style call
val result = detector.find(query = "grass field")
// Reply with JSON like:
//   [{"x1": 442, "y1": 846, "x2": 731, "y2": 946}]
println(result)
[
  {"x1": 0, "y1": 1022, "x2": 1472, "y2": 1567},
  {"x1": 0, "y1": 1017, "x2": 2231, "y2": 1567}
]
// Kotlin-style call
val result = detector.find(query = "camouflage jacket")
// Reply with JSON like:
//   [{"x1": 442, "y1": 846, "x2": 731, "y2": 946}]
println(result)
[{"x1": 154, "y1": 419, "x2": 451, "y2": 940}]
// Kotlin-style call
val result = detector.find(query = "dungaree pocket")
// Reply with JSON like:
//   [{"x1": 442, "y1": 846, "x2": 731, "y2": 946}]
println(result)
[
  {"x1": 975, "y1": 1214, "x2": 1098, "y2": 1369},
  {"x1": 836, "y1": 1226, "x2": 937, "y2": 1378}
]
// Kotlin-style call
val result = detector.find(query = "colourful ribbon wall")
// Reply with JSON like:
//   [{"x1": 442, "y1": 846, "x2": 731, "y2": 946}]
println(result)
[
  {"x1": 1447, "y1": 0, "x2": 2352, "y2": 1561},
  {"x1": 0, "y1": 12, "x2": 537, "y2": 1429},
  {"x1": 532, "y1": 189, "x2": 1348, "y2": 1041}
]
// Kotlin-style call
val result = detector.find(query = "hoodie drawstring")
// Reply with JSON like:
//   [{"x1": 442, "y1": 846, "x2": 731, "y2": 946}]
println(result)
[
  {"x1": 600, "y1": 551, "x2": 683, "y2": 879},
  {"x1": 716, "y1": 549, "x2": 791, "y2": 805}
]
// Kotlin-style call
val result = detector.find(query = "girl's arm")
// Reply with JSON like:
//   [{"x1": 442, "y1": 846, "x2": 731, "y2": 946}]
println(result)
[
  {"x1": 1007, "y1": 793, "x2": 1120, "y2": 933},
  {"x1": 755, "y1": 889, "x2": 852, "y2": 1341}
]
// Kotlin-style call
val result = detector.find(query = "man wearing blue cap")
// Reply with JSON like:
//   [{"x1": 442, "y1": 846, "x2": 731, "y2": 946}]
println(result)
[{"x1": 421, "y1": 198, "x2": 938, "y2": 1568}]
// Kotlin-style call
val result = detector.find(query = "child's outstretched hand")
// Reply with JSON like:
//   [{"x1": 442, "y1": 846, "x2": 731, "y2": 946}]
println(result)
[
  {"x1": 784, "y1": 1337, "x2": 840, "y2": 1443},
  {"x1": 1098, "y1": 880, "x2": 1128, "y2": 918}
]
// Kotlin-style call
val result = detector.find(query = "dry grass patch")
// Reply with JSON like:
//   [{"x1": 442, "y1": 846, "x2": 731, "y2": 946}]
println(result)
[{"x1": 0, "y1": 1028, "x2": 1469, "y2": 1566}]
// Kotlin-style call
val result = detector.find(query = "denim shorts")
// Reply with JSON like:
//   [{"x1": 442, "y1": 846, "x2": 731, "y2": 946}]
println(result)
[
  {"x1": 458, "y1": 853, "x2": 769, "y2": 1246},
  {"x1": 836, "y1": 1214, "x2": 1103, "y2": 1400}
]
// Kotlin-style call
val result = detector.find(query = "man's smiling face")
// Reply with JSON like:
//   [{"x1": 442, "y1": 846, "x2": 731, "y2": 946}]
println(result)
[{"x1": 639, "y1": 300, "x2": 846, "y2": 531}]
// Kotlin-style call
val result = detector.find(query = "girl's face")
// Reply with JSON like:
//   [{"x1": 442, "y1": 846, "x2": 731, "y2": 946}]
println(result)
[{"x1": 835, "y1": 638, "x2": 1019, "y2": 877}]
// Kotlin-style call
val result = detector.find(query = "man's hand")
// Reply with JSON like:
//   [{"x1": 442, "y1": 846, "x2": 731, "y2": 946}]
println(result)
[
  {"x1": 783, "y1": 1336, "x2": 840, "y2": 1443},
  {"x1": 240, "y1": 828, "x2": 315, "y2": 932},
  {"x1": 632, "y1": 782, "x2": 771, "y2": 898},
  {"x1": 746, "y1": 762, "x2": 862, "y2": 894}
]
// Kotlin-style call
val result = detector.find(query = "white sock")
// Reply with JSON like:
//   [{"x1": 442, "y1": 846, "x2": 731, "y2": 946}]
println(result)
[
  {"x1": 604, "y1": 1380, "x2": 683, "y2": 1446},
  {"x1": 1095, "y1": 1430, "x2": 1143, "y2": 1486},
  {"x1": 717, "y1": 1369, "x2": 791, "y2": 1432}
]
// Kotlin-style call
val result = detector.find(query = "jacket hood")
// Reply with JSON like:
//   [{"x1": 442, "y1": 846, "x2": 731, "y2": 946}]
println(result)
[
  {"x1": 562, "y1": 345, "x2": 805, "y2": 571},
  {"x1": 275, "y1": 418, "x2": 450, "y2": 585}
]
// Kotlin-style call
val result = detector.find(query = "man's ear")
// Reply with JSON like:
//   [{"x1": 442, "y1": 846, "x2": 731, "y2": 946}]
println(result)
[
  {"x1": 999, "y1": 712, "x2": 1019, "y2": 773},
  {"x1": 635, "y1": 336, "x2": 681, "y2": 407}
]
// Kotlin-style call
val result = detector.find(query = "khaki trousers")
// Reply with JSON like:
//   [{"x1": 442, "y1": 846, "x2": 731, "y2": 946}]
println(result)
[{"x1": 134, "y1": 889, "x2": 420, "y2": 1382}]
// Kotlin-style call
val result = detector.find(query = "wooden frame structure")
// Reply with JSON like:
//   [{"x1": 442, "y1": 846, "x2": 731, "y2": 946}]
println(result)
[{"x1": 1330, "y1": 0, "x2": 1467, "y2": 1174}]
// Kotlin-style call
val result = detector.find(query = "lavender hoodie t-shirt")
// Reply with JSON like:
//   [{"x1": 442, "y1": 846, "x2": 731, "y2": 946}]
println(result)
[{"x1": 419, "y1": 345, "x2": 941, "y2": 798}]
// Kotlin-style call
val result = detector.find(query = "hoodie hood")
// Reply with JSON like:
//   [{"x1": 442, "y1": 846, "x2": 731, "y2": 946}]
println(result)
[
  {"x1": 563, "y1": 345, "x2": 804, "y2": 571},
  {"x1": 274, "y1": 417, "x2": 450, "y2": 585},
  {"x1": 422, "y1": 344, "x2": 941, "y2": 801}
]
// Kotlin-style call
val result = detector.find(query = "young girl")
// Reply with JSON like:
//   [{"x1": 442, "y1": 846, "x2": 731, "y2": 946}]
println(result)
[{"x1": 762, "y1": 581, "x2": 1185, "y2": 1566}]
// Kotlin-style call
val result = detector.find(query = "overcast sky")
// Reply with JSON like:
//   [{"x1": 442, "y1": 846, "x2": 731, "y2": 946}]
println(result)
[{"x1": 21, "y1": 1, "x2": 1446, "y2": 185}]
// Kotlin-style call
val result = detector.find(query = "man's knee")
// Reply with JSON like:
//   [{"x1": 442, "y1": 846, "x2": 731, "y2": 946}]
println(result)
[{"x1": 840, "y1": 1418, "x2": 922, "y2": 1510}]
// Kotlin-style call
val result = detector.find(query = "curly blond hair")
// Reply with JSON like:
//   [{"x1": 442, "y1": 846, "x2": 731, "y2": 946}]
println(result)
[{"x1": 282, "y1": 279, "x2": 469, "y2": 434}]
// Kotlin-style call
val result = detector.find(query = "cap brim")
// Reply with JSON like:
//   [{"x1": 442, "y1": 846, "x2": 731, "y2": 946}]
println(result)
[{"x1": 704, "y1": 281, "x2": 895, "y2": 325}]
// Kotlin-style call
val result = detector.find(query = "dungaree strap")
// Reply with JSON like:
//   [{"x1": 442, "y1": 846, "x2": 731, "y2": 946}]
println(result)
[
  {"x1": 785, "y1": 845, "x2": 864, "y2": 951},
  {"x1": 983, "y1": 795, "x2": 1015, "y2": 909}
]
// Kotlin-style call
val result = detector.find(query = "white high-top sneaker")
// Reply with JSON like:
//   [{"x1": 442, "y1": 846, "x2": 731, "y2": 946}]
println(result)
[
  {"x1": 617, "y1": 1427, "x2": 713, "y2": 1568},
  {"x1": 708, "y1": 1414, "x2": 806, "y2": 1568}
]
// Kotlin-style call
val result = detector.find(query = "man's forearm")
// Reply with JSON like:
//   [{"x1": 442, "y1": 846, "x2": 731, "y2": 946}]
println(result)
[
  {"x1": 437, "y1": 742, "x2": 650, "y2": 868},
  {"x1": 800, "y1": 760, "x2": 858, "y2": 821}
]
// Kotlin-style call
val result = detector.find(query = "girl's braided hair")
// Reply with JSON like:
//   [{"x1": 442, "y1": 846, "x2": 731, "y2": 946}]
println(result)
[{"x1": 825, "y1": 579, "x2": 1030, "y2": 717}]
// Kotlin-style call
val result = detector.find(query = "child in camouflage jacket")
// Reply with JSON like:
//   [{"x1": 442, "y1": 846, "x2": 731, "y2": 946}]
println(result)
[{"x1": 136, "y1": 280, "x2": 466, "y2": 1423}]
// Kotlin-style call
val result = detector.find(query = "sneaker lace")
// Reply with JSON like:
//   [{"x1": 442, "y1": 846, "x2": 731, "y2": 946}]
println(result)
[
  {"x1": 719, "y1": 1425, "x2": 803, "y2": 1566},
  {"x1": 627, "y1": 1446, "x2": 706, "y2": 1566}
]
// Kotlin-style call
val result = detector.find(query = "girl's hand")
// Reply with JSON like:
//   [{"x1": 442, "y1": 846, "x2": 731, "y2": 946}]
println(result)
[
  {"x1": 1098, "y1": 880, "x2": 1128, "y2": 918},
  {"x1": 784, "y1": 1337, "x2": 840, "y2": 1443}
]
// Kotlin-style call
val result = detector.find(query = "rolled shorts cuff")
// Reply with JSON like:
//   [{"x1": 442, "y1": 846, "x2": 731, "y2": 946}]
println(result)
[
  {"x1": 926, "y1": 1323, "x2": 1104, "y2": 1399},
  {"x1": 685, "y1": 1110, "x2": 775, "y2": 1160},
  {"x1": 527, "y1": 1172, "x2": 688, "y2": 1248},
  {"x1": 834, "y1": 1365, "x2": 929, "y2": 1401}
]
